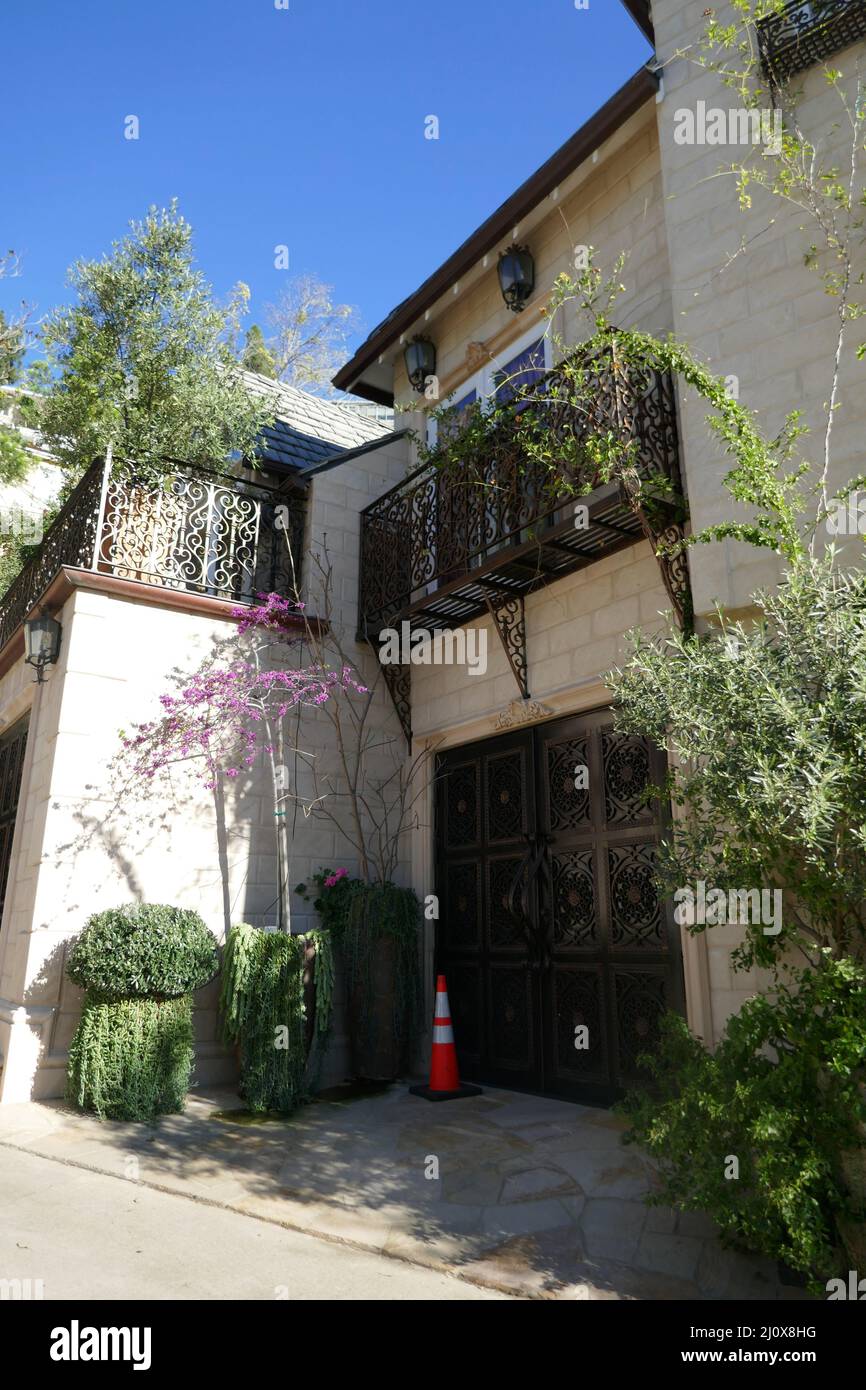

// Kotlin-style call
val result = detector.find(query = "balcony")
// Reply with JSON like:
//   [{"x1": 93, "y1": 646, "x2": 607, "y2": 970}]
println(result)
[
  {"x1": 359, "y1": 344, "x2": 684, "y2": 640},
  {"x1": 358, "y1": 342, "x2": 686, "y2": 741},
  {"x1": 0, "y1": 458, "x2": 306, "y2": 655},
  {"x1": 757, "y1": 0, "x2": 866, "y2": 84}
]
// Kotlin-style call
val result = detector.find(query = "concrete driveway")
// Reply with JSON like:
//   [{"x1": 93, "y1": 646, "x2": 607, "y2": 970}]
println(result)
[{"x1": 0, "y1": 1083, "x2": 812, "y2": 1301}]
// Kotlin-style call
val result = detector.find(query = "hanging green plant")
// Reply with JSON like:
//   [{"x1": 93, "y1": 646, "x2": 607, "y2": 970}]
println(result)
[
  {"x1": 297, "y1": 871, "x2": 422, "y2": 1081},
  {"x1": 67, "y1": 995, "x2": 195, "y2": 1122},
  {"x1": 220, "y1": 922, "x2": 334, "y2": 1114},
  {"x1": 65, "y1": 903, "x2": 219, "y2": 1122}
]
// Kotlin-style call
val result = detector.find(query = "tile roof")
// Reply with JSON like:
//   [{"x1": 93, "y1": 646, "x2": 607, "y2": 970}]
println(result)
[{"x1": 240, "y1": 370, "x2": 393, "y2": 472}]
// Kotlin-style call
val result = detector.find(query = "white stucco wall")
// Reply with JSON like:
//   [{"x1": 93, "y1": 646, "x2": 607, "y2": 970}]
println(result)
[{"x1": 0, "y1": 431, "x2": 415, "y2": 1103}]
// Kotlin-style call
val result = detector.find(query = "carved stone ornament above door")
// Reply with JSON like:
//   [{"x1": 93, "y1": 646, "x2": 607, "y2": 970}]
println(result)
[{"x1": 494, "y1": 698, "x2": 554, "y2": 730}]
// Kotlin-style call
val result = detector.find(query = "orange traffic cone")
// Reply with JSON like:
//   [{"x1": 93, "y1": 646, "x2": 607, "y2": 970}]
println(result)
[{"x1": 409, "y1": 975, "x2": 482, "y2": 1102}]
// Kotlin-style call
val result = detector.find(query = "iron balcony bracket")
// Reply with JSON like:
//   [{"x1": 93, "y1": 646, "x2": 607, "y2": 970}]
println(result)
[
  {"x1": 368, "y1": 635, "x2": 412, "y2": 749},
  {"x1": 481, "y1": 583, "x2": 530, "y2": 700}
]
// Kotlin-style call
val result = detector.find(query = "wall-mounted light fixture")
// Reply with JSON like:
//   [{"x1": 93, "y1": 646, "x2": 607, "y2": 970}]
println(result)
[
  {"x1": 497, "y1": 244, "x2": 535, "y2": 313},
  {"x1": 403, "y1": 336, "x2": 437, "y2": 393},
  {"x1": 24, "y1": 609, "x2": 62, "y2": 683}
]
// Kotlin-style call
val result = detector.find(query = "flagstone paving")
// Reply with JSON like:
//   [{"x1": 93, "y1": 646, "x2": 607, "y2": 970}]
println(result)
[{"x1": 0, "y1": 1083, "x2": 813, "y2": 1301}]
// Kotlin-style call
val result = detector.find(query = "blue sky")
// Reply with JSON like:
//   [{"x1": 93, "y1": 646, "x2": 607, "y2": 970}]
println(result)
[{"x1": 1, "y1": 0, "x2": 650, "y2": 365}]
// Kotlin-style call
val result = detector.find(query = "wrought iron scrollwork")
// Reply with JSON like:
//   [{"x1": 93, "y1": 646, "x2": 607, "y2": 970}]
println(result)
[
  {"x1": 372, "y1": 640, "x2": 412, "y2": 749},
  {"x1": 757, "y1": 0, "x2": 866, "y2": 85},
  {"x1": 482, "y1": 587, "x2": 529, "y2": 699},
  {"x1": 0, "y1": 456, "x2": 308, "y2": 654},
  {"x1": 358, "y1": 339, "x2": 690, "y2": 643}
]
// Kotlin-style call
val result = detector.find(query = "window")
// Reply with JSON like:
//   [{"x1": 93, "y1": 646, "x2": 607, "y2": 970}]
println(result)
[
  {"x1": 493, "y1": 338, "x2": 547, "y2": 404},
  {"x1": 438, "y1": 388, "x2": 478, "y2": 443},
  {"x1": 427, "y1": 326, "x2": 550, "y2": 446}
]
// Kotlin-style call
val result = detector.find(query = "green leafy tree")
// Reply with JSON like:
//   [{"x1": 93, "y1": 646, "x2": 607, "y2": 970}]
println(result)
[
  {"x1": 35, "y1": 202, "x2": 273, "y2": 481},
  {"x1": 621, "y1": 956, "x2": 866, "y2": 1284},
  {"x1": 241, "y1": 322, "x2": 277, "y2": 378},
  {"x1": 612, "y1": 553, "x2": 866, "y2": 971},
  {"x1": 0, "y1": 306, "x2": 24, "y2": 385},
  {"x1": 0, "y1": 249, "x2": 40, "y2": 596}
]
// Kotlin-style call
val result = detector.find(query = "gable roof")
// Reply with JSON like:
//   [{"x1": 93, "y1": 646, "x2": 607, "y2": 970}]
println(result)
[
  {"x1": 331, "y1": 64, "x2": 659, "y2": 405},
  {"x1": 239, "y1": 370, "x2": 393, "y2": 471}
]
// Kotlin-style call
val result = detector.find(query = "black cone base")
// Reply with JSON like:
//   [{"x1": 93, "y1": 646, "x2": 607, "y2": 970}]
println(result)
[{"x1": 408, "y1": 1081, "x2": 483, "y2": 1103}]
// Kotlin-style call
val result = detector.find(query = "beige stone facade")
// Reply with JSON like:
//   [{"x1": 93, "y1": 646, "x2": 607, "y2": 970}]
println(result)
[{"x1": 2, "y1": 0, "x2": 863, "y2": 1100}]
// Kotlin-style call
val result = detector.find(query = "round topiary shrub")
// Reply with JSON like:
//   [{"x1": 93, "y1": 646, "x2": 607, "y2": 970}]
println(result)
[
  {"x1": 66, "y1": 904, "x2": 219, "y2": 1122},
  {"x1": 66, "y1": 903, "x2": 219, "y2": 999}
]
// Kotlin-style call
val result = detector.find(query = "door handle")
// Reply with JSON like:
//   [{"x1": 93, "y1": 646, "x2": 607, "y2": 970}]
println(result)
[{"x1": 505, "y1": 832, "x2": 551, "y2": 969}]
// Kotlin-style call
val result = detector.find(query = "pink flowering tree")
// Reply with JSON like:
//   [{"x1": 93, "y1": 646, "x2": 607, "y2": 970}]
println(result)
[{"x1": 121, "y1": 591, "x2": 366, "y2": 930}]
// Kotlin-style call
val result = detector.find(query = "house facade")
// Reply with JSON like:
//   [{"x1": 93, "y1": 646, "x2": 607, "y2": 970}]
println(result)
[{"x1": 1, "y1": 0, "x2": 864, "y2": 1104}]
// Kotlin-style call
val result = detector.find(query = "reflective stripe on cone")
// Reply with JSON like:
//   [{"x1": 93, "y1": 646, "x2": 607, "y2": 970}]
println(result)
[{"x1": 409, "y1": 972, "x2": 482, "y2": 1101}]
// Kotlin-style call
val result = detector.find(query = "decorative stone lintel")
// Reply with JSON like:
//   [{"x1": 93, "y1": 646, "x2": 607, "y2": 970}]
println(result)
[{"x1": 494, "y1": 698, "x2": 554, "y2": 730}]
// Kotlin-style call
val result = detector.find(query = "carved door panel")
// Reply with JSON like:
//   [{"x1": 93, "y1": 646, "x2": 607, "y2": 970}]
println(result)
[
  {"x1": 435, "y1": 729, "x2": 543, "y2": 1092},
  {"x1": 435, "y1": 709, "x2": 684, "y2": 1104},
  {"x1": 536, "y1": 709, "x2": 684, "y2": 1103}
]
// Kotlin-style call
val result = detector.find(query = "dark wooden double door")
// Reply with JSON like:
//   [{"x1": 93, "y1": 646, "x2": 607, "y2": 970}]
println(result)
[{"x1": 434, "y1": 709, "x2": 684, "y2": 1105}]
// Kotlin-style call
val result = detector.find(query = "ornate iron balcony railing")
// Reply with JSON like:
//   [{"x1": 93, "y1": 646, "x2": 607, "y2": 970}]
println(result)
[
  {"x1": 757, "y1": 0, "x2": 866, "y2": 84},
  {"x1": 358, "y1": 342, "x2": 685, "y2": 644},
  {"x1": 0, "y1": 458, "x2": 306, "y2": 654}
]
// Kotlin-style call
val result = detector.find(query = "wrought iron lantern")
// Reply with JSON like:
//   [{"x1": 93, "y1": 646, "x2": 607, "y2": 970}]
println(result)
[
  {"x1": 498, "y1": 244, "x2": 535, "y2": 312},
  {"x1": 403, "y1": 337, "x2": 437, "y2": 393},
  {"x1": 24, "y1": 610, "x2": 62, "y2": 682}
]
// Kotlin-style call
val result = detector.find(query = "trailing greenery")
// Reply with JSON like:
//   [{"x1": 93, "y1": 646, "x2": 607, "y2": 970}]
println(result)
[
  {"x1": 66, "y1": 995, "x2": 194, "y2": 1122},
  {"x1": 66, "y1": 903, "x2": 219, "y2": 999},
  {"x1": 620, "y1": 956, "x2": 866, "y2": 1285},
  {"x1": 220, "y1": 923, "x2": 334, "y2": 1114},
  {"x1": 297, "y1": 871, "x2": 422, "y2": 1066},
  {"x1": 65, "y1": 903, "x2": 218, "y2": 1122}
]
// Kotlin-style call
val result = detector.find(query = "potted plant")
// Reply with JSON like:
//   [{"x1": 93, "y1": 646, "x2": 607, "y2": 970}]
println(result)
[
  {"x1": 297, "y1": 869, "x2": 422, "y2": 1081},
  {"x1": 219, "y1": 921, "x2": 334, "y2": 1113},
  {"x1": 65, "y1": 902, "x2": 219, "y2": 1121}
]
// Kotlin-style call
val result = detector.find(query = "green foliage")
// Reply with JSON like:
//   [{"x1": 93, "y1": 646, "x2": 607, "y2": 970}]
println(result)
[
  {"x1": 0, "y1": 425, "x2": 29, "y2": 485},
  {"x1": 611, "y1": 554, "x2": 866, "y2": 971},
  {"x1": 297, "y1": 872, "x2": 422, "y2": 1060},
  {"x1": 66, "y1": 994, "x2": 194, "y2": 1121},
  {"x1": 620, "y1": 957, "x2": 866, "y2": 1284},
  {"x1": 66, "y1": 903, "x2": 219, "y2": 999},
  {"x1": 241, "y1": 323, "x2": 277, "y2": 378},
  {"x1": 0, "y1": 420, "x2": 35, "y2": 602},
  {"x1": 420, "y1": 255, "x2": 807, "y2": 614},
  {"x1": 220, "y1": 923, "x2": 334, "y2": 1114},
  {"x1": 35, "y1": 202, "x2": 273, "y2": 482},
  {"x1": 0, "y1": 307, "x2": 24, "y2": 384}
]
